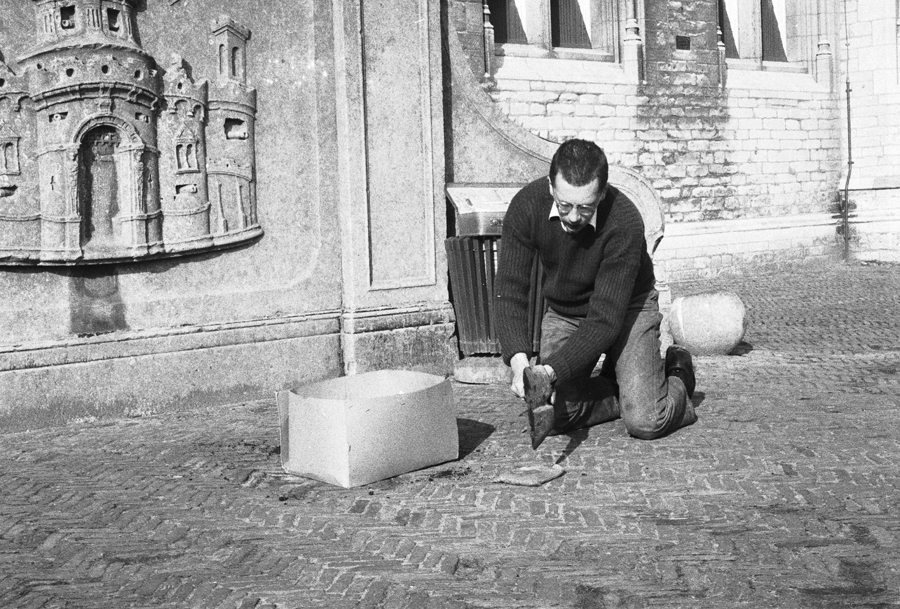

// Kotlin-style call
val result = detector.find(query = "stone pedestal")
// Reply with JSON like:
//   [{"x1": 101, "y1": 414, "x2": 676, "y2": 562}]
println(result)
[
  {"x1": 668, "y1": 291, "x2": 747, "y2": 355},
  {"x1": 454, "y1": 356, "x2": 509, "y2": 384}
]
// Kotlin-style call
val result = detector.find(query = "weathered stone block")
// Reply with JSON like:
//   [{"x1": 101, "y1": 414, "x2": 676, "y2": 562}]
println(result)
[
  {"x1": 668, "y1": 291, "x2": 747, "y2": 355},
  {"x1": 454, "y1": 356, "x2": 509, "y2": 384}
]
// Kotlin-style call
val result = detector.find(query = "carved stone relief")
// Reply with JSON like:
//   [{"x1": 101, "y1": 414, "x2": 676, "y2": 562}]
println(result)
[{"x1": 0, "y1": 0, "x2": 261, "y2": 265}]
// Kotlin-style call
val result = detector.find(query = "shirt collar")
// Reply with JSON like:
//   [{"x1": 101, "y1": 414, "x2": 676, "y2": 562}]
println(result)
[{"x1": 549, "y1": 203, "x2": 598, "y2": 232}]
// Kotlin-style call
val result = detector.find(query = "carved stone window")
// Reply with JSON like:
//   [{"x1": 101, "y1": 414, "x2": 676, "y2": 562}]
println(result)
[
  {"x1": 719, "y1": 0, "x2": 818, "y2": 71},
  {"x1": 224, "y1": 118, "x2": 248, "y2": 141},
  {"x1": 175, "y1": 127, "x2": 200, "y2": 173},
  {"x1": 60, "y1": 5, "x2": 76, "y2": 30},
  {"x1": 217, "y1": 44, "x2": 245, "y2": 81},
  {"x1": 80, "y1": 126, "x2": 122, "y2": 249},
  {"x1": 0, "y1": 136, "x2": 20, "y2": 176},
  {"x1": 487, "y1": 0, "x2": 619, "y2": 61},
  {"x1": 107, "y1": 8, "x2": 120, "y2": 32},
  {"x1": 231, "y1": 46, "x2": 244, "y2": 80}
]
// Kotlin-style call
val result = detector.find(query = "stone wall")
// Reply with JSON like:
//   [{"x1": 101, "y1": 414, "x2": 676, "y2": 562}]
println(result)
[
  {"x1": 449, "y1": 0, "x2": 845, "y2": 280},
  {"x1": 0, "y1": 0, "x2": 455, "y2": 429},
  {"x1": 838, "y1": 0, "x2": 900, "y2": 262}
]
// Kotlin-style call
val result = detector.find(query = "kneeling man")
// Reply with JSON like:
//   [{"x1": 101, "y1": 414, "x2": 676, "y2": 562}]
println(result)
[{"x1": 495, "y1": 139, "x2": 697, "y2": 448}]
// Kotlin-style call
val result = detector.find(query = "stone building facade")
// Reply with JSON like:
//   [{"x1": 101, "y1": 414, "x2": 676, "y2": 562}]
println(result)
[
  {"x1": 838, "y1": 2, "x2": 900, "y2": 262},
  {"x1": 0, "y1": 0, "x2": 896, "y2": 427},
  {"x1": 449, "y1": 0, "x2": 847, "y2": 282}
]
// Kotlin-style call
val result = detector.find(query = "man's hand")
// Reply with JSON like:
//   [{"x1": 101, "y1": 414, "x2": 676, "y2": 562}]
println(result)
[
  {"x1": 509, "y1": 352, "x2": 529, "y2": 398},
  {"x1": 510, "y1": 354, "x2": 557, "y2": 399}
]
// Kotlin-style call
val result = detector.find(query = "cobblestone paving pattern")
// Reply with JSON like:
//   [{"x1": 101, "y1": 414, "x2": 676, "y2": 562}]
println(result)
[{"x1": 2, "y1": 261, "x2": 900, "y2": 608}]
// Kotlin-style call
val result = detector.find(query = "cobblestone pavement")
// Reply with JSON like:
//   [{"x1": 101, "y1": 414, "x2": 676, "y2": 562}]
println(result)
[{"x1": 3, "y1": 261, "x2": 900, "y2": 609}]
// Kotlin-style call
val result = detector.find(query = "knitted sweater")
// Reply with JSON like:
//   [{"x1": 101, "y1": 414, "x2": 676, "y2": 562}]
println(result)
[{"x1": 495, "y1": 177, "x2": 656, "y2": 383}]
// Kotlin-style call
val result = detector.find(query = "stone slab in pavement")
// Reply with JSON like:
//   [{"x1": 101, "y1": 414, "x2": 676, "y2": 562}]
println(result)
[{"x1": 1, "y1": 260, "x2": 900, "y2": 608}]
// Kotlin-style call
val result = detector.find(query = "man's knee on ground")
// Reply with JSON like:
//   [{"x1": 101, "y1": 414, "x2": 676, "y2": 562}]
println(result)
[{"x1": 621, "y1": 411, "x2": 667, "y2": 440}]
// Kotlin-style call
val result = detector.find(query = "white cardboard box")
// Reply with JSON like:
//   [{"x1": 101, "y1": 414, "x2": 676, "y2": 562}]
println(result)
[{"x1": 277, "y1": 370, "x2": 459, "y2": 488}]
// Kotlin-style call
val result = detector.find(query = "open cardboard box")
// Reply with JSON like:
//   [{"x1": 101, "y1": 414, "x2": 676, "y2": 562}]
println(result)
[{"x1": 277, "y1": 370, "x2": 459, "y2": 488}]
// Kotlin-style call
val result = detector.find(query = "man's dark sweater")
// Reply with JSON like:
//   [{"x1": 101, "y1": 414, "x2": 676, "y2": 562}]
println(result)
[{"x1": 495, "y1": 177, "x2": 656, "y2": 384}]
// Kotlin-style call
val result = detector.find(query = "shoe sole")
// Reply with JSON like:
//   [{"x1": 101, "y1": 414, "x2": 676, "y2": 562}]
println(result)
[{"x1": 666, "y1": 346, "x2": 696, "y2": 399}]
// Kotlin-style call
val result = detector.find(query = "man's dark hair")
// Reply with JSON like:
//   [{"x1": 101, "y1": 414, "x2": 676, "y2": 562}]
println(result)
[{"x1": 549, "y1": 139, "x2": 608, "y2": 188}]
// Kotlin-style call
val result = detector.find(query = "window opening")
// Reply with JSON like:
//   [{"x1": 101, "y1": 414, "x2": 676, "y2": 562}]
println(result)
[
  {"x1": 1, "y1": 143, "x2": 16, "y2": 174},
  {"x1": 719, "y1": 0, "x2": 740, "y2": 58},
  {"x1": 231, "y1": 46, "x2": 242, "y2": 78},
  {"x1": 761, "y1": 0, "x2": 788, "y2": 61},
  {"x1": 551, "y1": 0, "x2": 591, "y2": 49},
  {"x1": 224, "y1": 118, "x2": 248, "y2": 140},
  {"x1": 720, "y1": 0, "x2": 810, "y2": 65},
  {"x1": 107, "y1": 8, "x2": 120, "y2": 32},
  {"x1": 487, "y1": 0, "x2": 527, "y2": 44},
  {"x1": 60, "y1": 6, "x2": 75, "y2": 29}
]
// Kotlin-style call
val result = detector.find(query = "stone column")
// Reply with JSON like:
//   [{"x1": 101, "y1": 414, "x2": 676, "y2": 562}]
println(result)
[
  {"x1": 61, "y1": 145, "x2": 82, "y2": 259},
  {"x1": 533, "y1": 0, "x2": 551, "y2": 50},
  {"x1": 623, "y1": 0, "x2": 644, "y2": 83},
  {"x1": 332, "y1": 0, "x2": 455, "y2": 375},
  {"x1": 717, "y1": 0, "x2": 727, "y2": 88},
  {"x1": 117, "y1": 145, "x2": 150, "y2": 256},
  {"x1": 481, "y1": 2, "x2": 495, "y2": 83}
]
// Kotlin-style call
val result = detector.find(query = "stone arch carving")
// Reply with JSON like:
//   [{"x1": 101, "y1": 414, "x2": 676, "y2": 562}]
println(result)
[
  {"x1": 72, "y1": 114, "x2": 143, "y2": 150},
  {"x1": 72, "y1": 115, "x2": 152, "y2": 251},
  {"x1": 0, "y1": 5, "x2": 259, "y2": 265}
]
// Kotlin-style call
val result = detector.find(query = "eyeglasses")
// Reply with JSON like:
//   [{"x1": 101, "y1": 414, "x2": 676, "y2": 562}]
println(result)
[{"x1": 553, "y1": 196, "x2": 598, "y2": 217}]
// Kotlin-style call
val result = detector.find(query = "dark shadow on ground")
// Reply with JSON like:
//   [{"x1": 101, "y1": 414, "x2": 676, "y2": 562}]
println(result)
[
  {"x1": 692, "y1": 391, "x2": 706, "y2": 410},
  {"x1": 731, "y1": 341, "x2": 754, "y2": 355},
  {"x1": 555, "y1": 428, "x2": 590, "y2": 464},
  {"x1": 457, "y1": 418, "x2": 496, "y2": 459}
]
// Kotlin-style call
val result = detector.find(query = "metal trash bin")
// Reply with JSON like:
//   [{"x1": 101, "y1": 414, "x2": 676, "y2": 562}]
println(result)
[{"x1": 445, "y1": 183, "x2": 544, "y2": 357}]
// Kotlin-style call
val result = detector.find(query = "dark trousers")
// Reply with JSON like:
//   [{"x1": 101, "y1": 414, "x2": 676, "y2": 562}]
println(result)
[{"x1": 539, "y1": 290, "x2": 696, "y2": 440}]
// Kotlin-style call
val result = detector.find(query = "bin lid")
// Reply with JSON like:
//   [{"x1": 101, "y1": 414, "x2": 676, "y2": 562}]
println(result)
[{"x1": 445, "y1": 183, "x2": 525, "y2": 216}]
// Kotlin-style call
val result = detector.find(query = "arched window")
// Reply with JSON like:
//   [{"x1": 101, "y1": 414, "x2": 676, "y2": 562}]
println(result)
[
  {"x1": 175, "y1": 128, "x2": 200, "y2": 172},
  {"x1": 80, "y1": 126, "x2": 122, "y2": 247},
  {"x1": 0, "y1": 139, "x2": 20, "y2": 175},
  {"x1": 231, "y1": 46, "x2": 243, "y2": 79},
  {"x1": 4, "y1": 143, "x2": 14, "y2": 171}
]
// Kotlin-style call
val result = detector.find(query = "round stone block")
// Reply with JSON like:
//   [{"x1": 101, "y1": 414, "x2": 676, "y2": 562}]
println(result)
[{"x1": 668, "y1": 291, "x2": 746, "y2": 355}]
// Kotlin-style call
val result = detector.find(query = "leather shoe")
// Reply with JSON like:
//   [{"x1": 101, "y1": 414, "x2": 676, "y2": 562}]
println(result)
[
  {"x1": 665, "y1": 345, "x2": 695, "y2": 399},
  {"x1": 523, "y1": 366, "x2": 554, "y2": 449}
]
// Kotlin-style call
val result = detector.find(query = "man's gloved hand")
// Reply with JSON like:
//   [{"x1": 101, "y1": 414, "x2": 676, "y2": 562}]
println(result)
[{"x1": 509, "y1": 352, "x2": 529, "y2": 398}]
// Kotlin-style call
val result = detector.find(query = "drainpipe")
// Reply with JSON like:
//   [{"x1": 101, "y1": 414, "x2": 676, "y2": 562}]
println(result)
[{"x1": 841, "y1": 0, "x2": 853, "y2": 261}]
